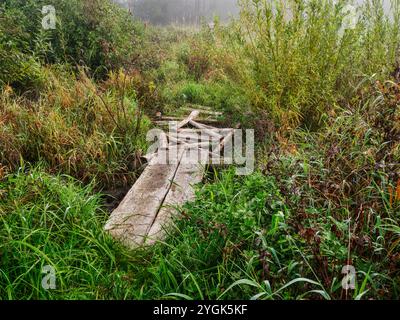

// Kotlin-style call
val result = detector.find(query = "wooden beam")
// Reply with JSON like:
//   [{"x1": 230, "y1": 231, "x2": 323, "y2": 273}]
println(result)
[
  {"x1": 188, "y1": 120, "x2": 222, "y2": 139},
  {"x1": 104, "y1": 146, "x2": 185, "y2": 247},
  {"x1": 145, "y1": 151, "x2": 207, "y2": 245},
  {"x1": 178, "y1": 110, "x2": 200, "y2": 129},
  {"x1": 181, "y1": 107, "x2": 223, "y2": 116}
]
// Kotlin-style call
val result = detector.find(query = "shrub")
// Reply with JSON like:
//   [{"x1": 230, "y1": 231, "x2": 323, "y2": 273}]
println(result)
[
  {"x1": 213, "y1": 0, "x2": 400, "y2": 129},
  {"x1": 0, "y1": 45, "x2": 45, "y2": 92},
  {"x1": 0, "y1": 0, "x2": 143, "y2": 78},
  {"x1": 0, "y1": 67, "x2": 150, "y2": 189}
]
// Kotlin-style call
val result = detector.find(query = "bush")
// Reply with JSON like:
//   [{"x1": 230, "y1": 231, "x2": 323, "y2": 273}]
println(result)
[
  {"x1": 0, "y1": 0, "x2": 143, "y2": 78},
  {"x1": 0, "y1": 7, "x2": 45, "y2": 91},
  {"x1": 0, "y1": 45, "x2": 45, "y2": 92},
  {"x1": 213, "y1": 0, "x2": 400, "y2": 129},
  {"x1": 0, "y1": 67, "x2": 150, "y2": 189}
]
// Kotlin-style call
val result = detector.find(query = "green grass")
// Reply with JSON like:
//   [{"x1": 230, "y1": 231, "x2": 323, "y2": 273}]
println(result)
[
  {"x1": 0, "y1": 167, "x2": 116, "y2": 299},
  {"x1": 1, "y1": 0, "x2": 400, "y2": 300},
  {"x1": 1, "y1": 158, "x2": 398, "y2": 299}
]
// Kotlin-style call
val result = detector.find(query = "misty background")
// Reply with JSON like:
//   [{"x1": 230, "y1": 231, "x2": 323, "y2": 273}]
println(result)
[
  {"x1": 113, "y1": 0, "x2": 392, "y2": 25},
  {"x1": 114, "y1": 0, "x2": 239, "y2": 24}
]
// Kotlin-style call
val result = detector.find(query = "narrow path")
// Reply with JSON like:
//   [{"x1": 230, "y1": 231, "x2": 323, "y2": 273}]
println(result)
[{"x1": 104, "y1": 108, "x2": 234, "y2": 248}]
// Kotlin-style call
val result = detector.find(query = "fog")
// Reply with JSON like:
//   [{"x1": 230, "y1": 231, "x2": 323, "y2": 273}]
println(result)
[
  {"x1": 114, "y1": 0, "x2": 240, "y2": 25},
  {"x1": 113, "y1": 0, "x2": 393, "y2": 25}
]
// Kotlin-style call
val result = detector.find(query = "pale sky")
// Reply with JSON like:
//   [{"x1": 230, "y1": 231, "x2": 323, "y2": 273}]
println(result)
[{"x1": 114, "y1": 0, "x2": 394, "y2": 25}]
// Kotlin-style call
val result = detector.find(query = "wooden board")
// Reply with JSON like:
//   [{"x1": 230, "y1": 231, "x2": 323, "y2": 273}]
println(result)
[
  {"x1": 104, "y1": 147, "x2": 185, "y2": 247},
  {"x1": 145, "y1": 157, "x2": 206, "y2": 245},
  {"x1": 105, "y1": 108, "x2": 236, "y2": 248}
]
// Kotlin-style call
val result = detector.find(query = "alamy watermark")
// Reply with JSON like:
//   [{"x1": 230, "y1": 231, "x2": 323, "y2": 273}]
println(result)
[
  {"x1": 339, "y1": 4, "x2": 359, "y2": 37},
  {"x1": 41, "y1": 265, "x2": 56, "y2": 290},
  {"x1": 146, "y1": 122, "x2": 254, "y2": 175},
  {"x1": 341, "y1": 265, "x2": 356, "y2": 290},
  {"x1": 42, "y1": 5, "x2": 56, "y2": 30}
]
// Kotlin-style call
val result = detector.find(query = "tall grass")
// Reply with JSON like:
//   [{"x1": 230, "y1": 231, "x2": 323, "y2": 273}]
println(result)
[
  {"x1": 0, "y1": 67, "x2": 150, "y2": 189},
  {"x1": 0, "y1": 167, "x2": 139, "y2": 299}
]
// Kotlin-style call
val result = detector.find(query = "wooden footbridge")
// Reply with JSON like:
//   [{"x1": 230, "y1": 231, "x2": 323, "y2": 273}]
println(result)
[{"x1": 104, "y1": 107, "x2": 235, "y2": 248}]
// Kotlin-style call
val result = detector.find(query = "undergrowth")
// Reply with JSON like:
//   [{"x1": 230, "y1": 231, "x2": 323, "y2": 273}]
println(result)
[{"x1": 0, "y1": 0, "x2": 399, "y2": 301}]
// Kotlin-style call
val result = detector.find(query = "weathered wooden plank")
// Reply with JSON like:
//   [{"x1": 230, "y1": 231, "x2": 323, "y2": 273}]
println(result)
[
  {"x1": 178, "y1": 110, "x2": 200, "y2": 128},
  {"x1": 213, "y1": 129, "x2": 234, "y2": 153},
  {"x1": 106, "y1": 107, "x2": 237, "y2": 248},
  {"x1": 104, "y1": 146, "x2": 185, "y2": 247},
  {"x1": 143, "y1": 130, "x2": 170, "y2": 161},
  {"x1": 160, "y1": 115, "x2": 220, "y2": 122},
  {"x1": 159, "y1": 131, "x2": 168, "y2": 150},
  {"x1": 167, "y1": 134, "x2": 188, "y2": 146},
  {"x1": 181, "y1": 107, "x2": 223, "y2": 116},
  {"x1": 188, "y1": 120, "x2": 213, "y2": 129},
  {"x1": 170, "y1": 130, "x2": 222, "y2": 143},
  {"x1": 188, "y1": 120, "x2": 223, "y2": 139},
  {"x1": 178, "y1": 128, "x2": 230, "y2": 134},
  {"x1": 155, "y1": 118, "x2": 219, "y2": 127},
  {"x1": 184, "y1": 141, "x2": 213, "y2": 149},
  {"x1": 145, "y1": 150, "x2": 207, "y2": 245}
]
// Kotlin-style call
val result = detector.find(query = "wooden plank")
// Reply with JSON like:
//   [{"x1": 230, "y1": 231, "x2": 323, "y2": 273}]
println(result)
[
  {"x1": 159, "y1": 131, "x2": 168, "y2": 150},
  {"x1": 188, "y1": 120, "x2": 222, "y2": 139},
  {"x1": 106, "y1": 107, "x2": 238, "y2": 248},
  {"x1": 160, "y1": 115, "x2": 220, "y2": 121},
  {"x1": 178, "y1": 128, "x2": 230, "y2": 134},
  {"x1": 178, "y1": 110, "x2": 200, "y2": 129},
  {"x1": 213, "y1": 129, "x2": 234, "y2": 154},
  {"x1": 144, "y1": 131, "x2": 178, "y2": 162},
  {"x1": 188, "y1": 120, "x2": 214, "y2": 130},
  {"x1": 181, "y1": 107, "x2": 223, "y2": 116},
  {"x1": 167, "y1": 134, "x2": 188, "y2": 146},
  {"x1": 184, "y1": 141, "x2": 214, "y2": 149},
  {"x1": 104, "y1": 146, "x2": 185, "y2": 247},
  {"x1": 166, "y1": 134, "x2": 212, "y2": 149},
  {"x1": 156, "y1": 118, "x2": 219, "y2": 127},
  {"x1": 143, "y1": 152, "x2": 157, "y2": 162},
  {"x1": 145, "y1": 165, "x2": 203, "y2": 245},
  {"x1": 191, "y1": 118, "x2": 220, "y2": 125},
  {"x1": 172, "y1": 131, "x2": 222, "y2": 146},
  {"x1": 145, "y1": 150, "x2": 207, "y2": 245}
]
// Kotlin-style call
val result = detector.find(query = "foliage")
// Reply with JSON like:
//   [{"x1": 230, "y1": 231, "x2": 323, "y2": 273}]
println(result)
[
  {"x1": 0, "y1": 0, "x2": 143, "y2": 81},
  {"x1": 211, "y1": 0, "x2": 400, "y2": 129},
  {"x1": 0, "y1": 0, "x2": 399, "y2": 301},
  {"x1": 0, "y1": 67, "x2": 150, "y2": 189},
  {"x1": 0, "y1": 168, "x2": 135, "y2": 299}
]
